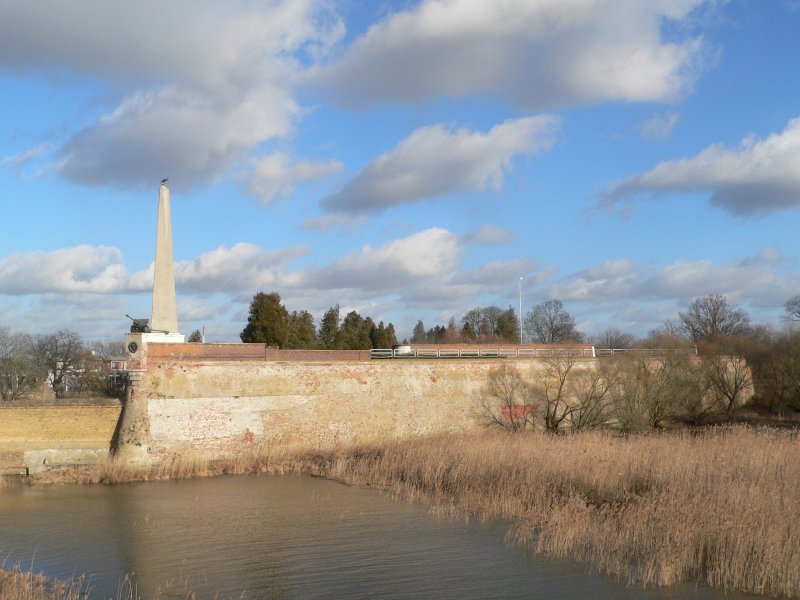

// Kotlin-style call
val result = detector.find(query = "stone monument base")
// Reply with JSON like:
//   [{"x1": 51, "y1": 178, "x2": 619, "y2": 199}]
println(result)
[{"x1": 142, "y1": 332, "x2": 185, "y2": 344}]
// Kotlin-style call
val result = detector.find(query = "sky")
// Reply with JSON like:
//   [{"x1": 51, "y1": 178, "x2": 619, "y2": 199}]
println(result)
[{"x1": 1, "y1": 0, "x2": 799, "y2": 344}]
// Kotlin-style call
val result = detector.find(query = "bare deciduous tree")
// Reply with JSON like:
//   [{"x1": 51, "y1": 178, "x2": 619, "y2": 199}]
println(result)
[
  {"x1": 785, "y1": 295, "x2": 800, "y2": 322},
  {"x1": 29, "y1": 329, "x2": 85, "y2": 397},
  {"x1": 703, "y1": 354, "x2": 753, "y2": 413},
  {"x1": 749, "y1": 330, "x2": 800, "y2": 414},
  {"x1": 461, "y1": 308, "x2": 484, "y2": 342},
  {"x1": 679, "y1": 294, "x2": 750, "y2": 342},
  {"x1": 565, "y1": 362, "x2": 614, "y2": 430},
  {"x1": 607, "y1": 356, "x2": 673, "y2": 432},
  {"x1": 663, "y1": 355, "x2": 713, "y2": 424},
  {"x1": 478, "y1": 364, "x2": 535, "y2": 431},
  {"x1": 594, "y1": 327, "x2": 634, "y2": 350},
  {"x1": 643, "y1": 319, "x2": 691, "y2": 349},
  {"x1": 0, "y1": 328, "x2": 39, "y2": 401},
  {"x1": 88, "y1": 339, "x2": 126, "y2": 359},
  {"x1": 524, "y1": 300, "x2": 582, "y2": 344},
  {"x1": 533, "y1": 353, "x2": 578, "y2": 432}
]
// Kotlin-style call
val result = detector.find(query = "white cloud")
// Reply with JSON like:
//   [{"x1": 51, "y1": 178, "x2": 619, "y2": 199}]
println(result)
[
  {"x1": 604, "y1": 117, "x2": 800, "y2": 215},
  {"x1": 57, "y1": 85, "x2": 301, "y2": 188},
  {"x1": 174, "y1": 243, "x2": 308, "y2": 294},
  {"x1": 546, "y1": 249, "x2": 798, "y2": 306},
  {"x1": 636, "y1": 111, "x2": 680, "y2": 141},
  {"x1": 509, "y1": 248, "x2": 800, "y2": 337},
  {"x1": 312, "y1": 0, "x2": 708, "y2": 108},
  {"x1": 0, "y1": 245, "x2": 136, "y2": 295},
  {"x1": 2, "y1": 236, "x2": 797, "y2": 341},
  {"x1": 309, "y1": 228, "x2": 461, "y2": 289},
  {"x1": 0, "y1": 230, "x2": 532, "y2": 336},
  {"x1": 177, "y1": 298, "x2": 222, "y2": 322},
  {"x1": 1, "y1": 143, "x2": 51, "y2": 172},
  {"x1": 302, "y1": 214, "x2": 366, "y2": 231},
  {"x1": 298, "y1": 230, "x2": 541, "y2": 319},
  {"x1": 240, "y1": 153, "x2": 343, "y2": 206},
  {"x1": 401, "y1": 258, "x2": 537, "y2": 310},
  {"x1": 0, "y1": 1, "x2": 343, "y2": 189},
  {"x1": 321, "y1": 116, "x2": 560, "y2": 213},
  {"x1": 460, "y1": 224, "x2": 516, "y2": 245}
]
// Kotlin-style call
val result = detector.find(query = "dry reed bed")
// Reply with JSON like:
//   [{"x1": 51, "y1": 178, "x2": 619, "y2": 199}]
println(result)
[
  {"x1": 297, "y1": 428, "x2": 800, "y2": 598},
  {"x1": 0, "y1": 565, "x2": 84, "y2": 600},
  {"x1": 14, "y1": 428, "x2": 800, "y2": 598},
  {"x1": 23, "y1": 442, "x2": 298, "y2": 486}
]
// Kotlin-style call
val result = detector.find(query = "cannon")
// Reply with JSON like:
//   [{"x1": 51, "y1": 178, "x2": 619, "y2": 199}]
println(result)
[{"x1": 125, "y1": 314, "x2": 152, "y2": 333}]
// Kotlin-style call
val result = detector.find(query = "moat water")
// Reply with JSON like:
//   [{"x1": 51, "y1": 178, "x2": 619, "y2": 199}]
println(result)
[{"x1": 0, "y1": 475, "x2": 755, "y2": 599}]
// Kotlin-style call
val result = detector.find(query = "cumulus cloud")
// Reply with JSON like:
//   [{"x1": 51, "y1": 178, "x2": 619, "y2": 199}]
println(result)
[
  {"x1": 3, "y1": 234, "x2": 796, "y2": 340},
  {"x1": 460, "y1": 224, "x2": 516, "y2": 245},
  {"x1": 604, "y1": 117, "x2": 800, "y2": 215},
  {"x1": 174, "y1": 243, "x2": 308, "y2": 294},
  {"x1": 239, "y1": 153, "x2": 343, "y2": 206},
  {"x1": 0, "y1": 245, "x2": 137, "y2": 295},
  {"x1": 0, "y1": 1, "x2": 343, "y2": 189},
  {"x1": 401, "y1": 258, "x2": 537, "y2": 310},
  {"x1": 297, "y1": 230, "x2": 541, "y2": 316},
  {"x1": 309, "y1": 228, "x2": 461, "y2": 289},
  {"x1": 311, "y1": 0, "x2": 708, "y2": 108},
  {"x1": 636, "y1": 111, "x2": 680, "y2": 141},
  {"x1": 302, "y1": 214, "x2": 366, "y2": 231},
  {"x1": 177, "y1": 298, "x2": 222, "y2": 322},
  {"x1": 546, "y1": 249, "x2": 798, "y2": 305},
  {"x1": 321, "y1": 116, "x2": 560, "y2": 213},
  {"x1": 0, "y1": 229, "x2": 540, "y2": 337}
]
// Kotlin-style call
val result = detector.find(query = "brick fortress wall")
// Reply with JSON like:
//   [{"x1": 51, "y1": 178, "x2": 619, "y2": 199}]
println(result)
[{"x1": 121, "y1": 338, "x2": 596, "y2": 458}]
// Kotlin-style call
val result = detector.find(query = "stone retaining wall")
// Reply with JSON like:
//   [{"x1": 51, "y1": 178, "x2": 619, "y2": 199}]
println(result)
[
  {"x1": 0, "y1": 403, "x2": 122, "y2": 472},
  {"x1": 121, "y1": 337, "x2": 594, "y2": 459}
]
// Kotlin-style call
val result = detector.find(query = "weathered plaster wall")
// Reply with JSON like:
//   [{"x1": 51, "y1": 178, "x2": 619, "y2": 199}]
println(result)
[
  {"x1": 130, "y1": 342, "x2": 589, "y2": 457},
  {"x1": 0, "y1": 404, "x2": 121, "y2": 471},
  {"x1": 122, "y1": 341, "x2": 752, "y2": 460},
  {"x1": 0, "y1": 405, "x2": 121, "y2": 448}
]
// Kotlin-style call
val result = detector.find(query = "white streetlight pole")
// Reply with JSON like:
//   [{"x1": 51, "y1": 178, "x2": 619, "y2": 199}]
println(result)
[{"x1": 518, "y1": 276, "x2": 524, "y2": 344}]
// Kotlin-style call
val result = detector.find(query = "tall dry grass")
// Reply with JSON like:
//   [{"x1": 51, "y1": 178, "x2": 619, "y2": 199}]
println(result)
[
  {"x1": 19, "y1": 429, "x2": 800, "y2": 597},
  {"x1": 0, "y1": 565, "x2": 85, "y2": 600},
  {"x1": 25, "y1": 439, "x2": 303, "y2": 486},
  {"x1": 0, "y1": 566, "x2": 199, "y2": 600},
  {"x1": 291, "y1": 428, "x2": 799, "y2": 598}
]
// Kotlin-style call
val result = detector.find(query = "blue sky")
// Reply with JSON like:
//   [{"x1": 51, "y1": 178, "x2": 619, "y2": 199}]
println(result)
[{"x1": 1, "y1": 0, "x2": 799, "y2": 343}]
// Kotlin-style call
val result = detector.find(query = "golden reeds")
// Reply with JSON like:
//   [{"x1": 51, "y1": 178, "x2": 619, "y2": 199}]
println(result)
[
  {"x1": 26, "y1": 440, "x2": 293, "y2": 486},
  {"x1": 19, "y1": 428, "x2": 800, "y2": 597},
  {"x1": 0, "y1": 564, "x2": 85, "y2": 600},
  {"x1": 296, "y1": 428, "x2": 800, "y2": 598}
]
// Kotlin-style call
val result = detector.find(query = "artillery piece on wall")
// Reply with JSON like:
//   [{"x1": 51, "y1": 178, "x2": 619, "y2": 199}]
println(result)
[{"x1": 126, "y1": 314, "x2": 151, "y2": 334}]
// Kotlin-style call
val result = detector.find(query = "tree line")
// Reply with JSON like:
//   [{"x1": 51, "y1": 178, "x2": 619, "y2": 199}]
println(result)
[
  {"x1": 0, "y1": 328, "x2": 124, "y2": 401},
  {"x1": 412, "y1": 299, "x2": 584, "y2": 344},
  {"x1": 638, "y1": 294, "x2": 800, "y2": 416},
  {"x1": 481, "y1": 293, "x2": 800, "y2": 425},
  {"x1": 239, "y1": 292, "x2": 398, "y2": 350},
  {"x1": 480, "y1": 351, "x2": 754, "y2": 434}
]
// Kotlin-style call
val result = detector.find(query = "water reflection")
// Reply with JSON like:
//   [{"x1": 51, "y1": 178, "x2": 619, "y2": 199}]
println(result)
[{"x1": 0, "y1": 476, "x2": 755, "y2": 599}]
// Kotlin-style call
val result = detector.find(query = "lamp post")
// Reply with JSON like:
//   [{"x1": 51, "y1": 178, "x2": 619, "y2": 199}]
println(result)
[{"x1": 518, "y1": 276, "x2": 524, "y2": 344}]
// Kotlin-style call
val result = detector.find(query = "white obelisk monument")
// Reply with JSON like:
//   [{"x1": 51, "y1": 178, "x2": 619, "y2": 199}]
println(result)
[
  {"x1": 150, "y1": 180, "x2": 184, "y2": 342},
  {"x1": 117, "y1": 179, "x2": 183, "y2": 463}
]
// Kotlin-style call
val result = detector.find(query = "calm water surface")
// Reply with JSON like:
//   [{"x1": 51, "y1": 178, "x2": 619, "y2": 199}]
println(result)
[{"x1": 0, "y1": 475, "x2": 755, "y2": 599}]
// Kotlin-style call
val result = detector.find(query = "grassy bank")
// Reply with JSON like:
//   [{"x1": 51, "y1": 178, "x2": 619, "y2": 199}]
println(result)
[{"x1": 13, "y1": 427, "x2": 800, "y2": 598}]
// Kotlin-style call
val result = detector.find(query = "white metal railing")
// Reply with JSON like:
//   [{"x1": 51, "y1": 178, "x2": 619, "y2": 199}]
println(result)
[
  {"x1": 593, "y1": 347, "x2": 697, "y2": 357},
  {"x1": 370, "y1": 347, "x2": 596, "y2": 359},
  {"x1": 369, "y1": 347, "x2": 697, "y2": 360}
]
